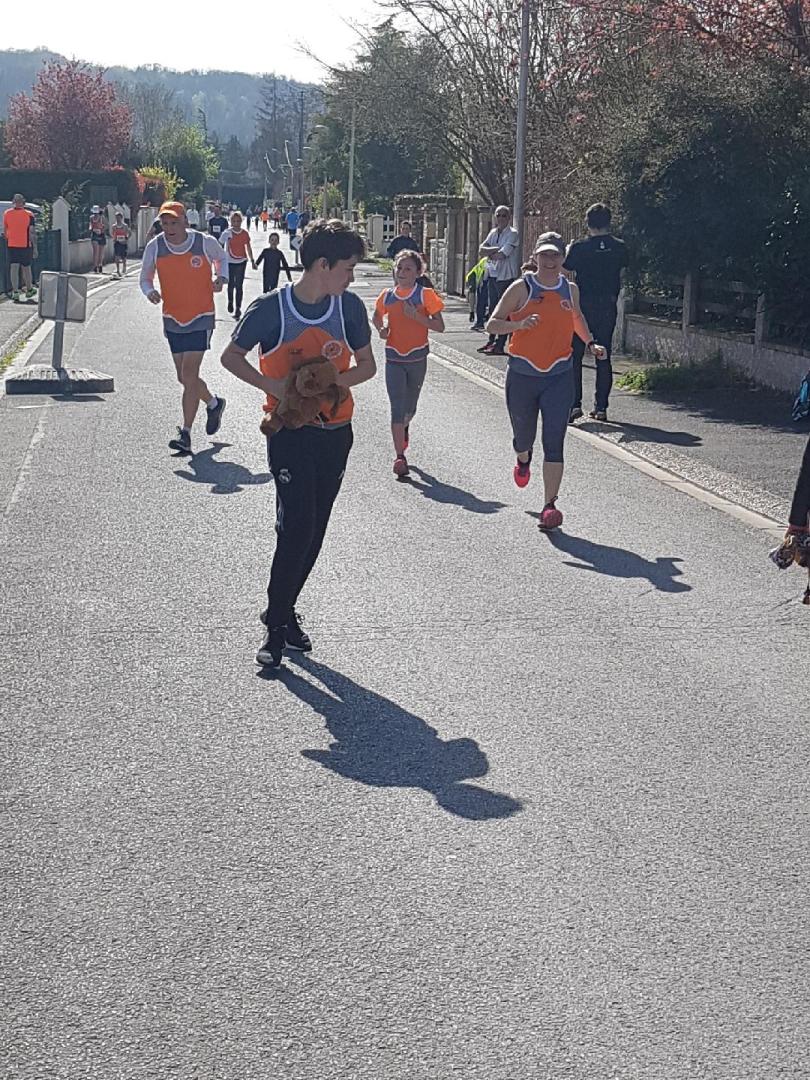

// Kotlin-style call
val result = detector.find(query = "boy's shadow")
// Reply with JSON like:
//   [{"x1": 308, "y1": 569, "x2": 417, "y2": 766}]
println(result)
[
  {"x1": 532, "y1": 522, "x2": 691, "y2": 592},
  {"x1": 174, "y1": 442, "x2": 273, "y2": 494},
  {"x1": 261, "y1": 656, "x2": 523, "y2": 821},
  {"x1": 400, "y1": 465, "x2": 506, "y2": 515}
]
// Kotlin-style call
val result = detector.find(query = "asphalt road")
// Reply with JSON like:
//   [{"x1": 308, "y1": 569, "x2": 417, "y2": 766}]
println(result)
[{"x1": 2, "y1": 235, "x2": 808, "y2": 1079}]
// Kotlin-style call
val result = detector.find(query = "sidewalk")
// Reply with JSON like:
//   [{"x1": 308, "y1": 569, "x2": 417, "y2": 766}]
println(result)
[
  {"x1": 0, "y1": 268, "x2": 123, "y2": 363},
  {"x1": 431, "y1": 286, "x2": 809, "y2": 521}
]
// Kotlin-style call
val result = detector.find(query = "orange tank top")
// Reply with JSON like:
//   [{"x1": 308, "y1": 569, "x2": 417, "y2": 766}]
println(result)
[
  {"x1": 508, "y1": 273, "x2": 576, "y2": 373},
  {"x1": 155, "y1": 231, "x2": 215, "y2": 331},
  {"x1": 260, "y1": 285, "x2": 354, "y2": 425}
]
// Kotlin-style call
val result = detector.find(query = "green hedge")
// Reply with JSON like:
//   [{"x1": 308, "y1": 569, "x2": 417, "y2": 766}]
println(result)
[{"x1": 0, "y1": 168, "x2": 141, "y2": 210}]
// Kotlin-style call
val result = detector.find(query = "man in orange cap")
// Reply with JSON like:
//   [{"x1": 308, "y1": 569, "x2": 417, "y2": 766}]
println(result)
[{"x1": 140, "y1": 200, "x2": 228, "y2": 454}]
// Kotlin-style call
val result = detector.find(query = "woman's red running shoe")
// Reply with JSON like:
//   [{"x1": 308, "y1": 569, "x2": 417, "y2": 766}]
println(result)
[
  {"x1": 513, "y1": 458, "x2": 531, "y2": 488},
  {"x1": 538, "y1": 500, "x2": 563, "y2": 530},
  {"x1": 393, "y1": 454, "x2": 409, "y2": 477}
]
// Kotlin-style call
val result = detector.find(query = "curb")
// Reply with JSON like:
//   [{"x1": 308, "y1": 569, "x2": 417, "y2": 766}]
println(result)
[{"x1": 0, "y1": 308, "x2": 43, "y2": 362}]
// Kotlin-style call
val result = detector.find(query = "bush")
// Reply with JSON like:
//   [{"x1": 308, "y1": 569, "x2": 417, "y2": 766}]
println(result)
[{"x1": 617, "y1": 352, "x2": 754, "y2": 393}]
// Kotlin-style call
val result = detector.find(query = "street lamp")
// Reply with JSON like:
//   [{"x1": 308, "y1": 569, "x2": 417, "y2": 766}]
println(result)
[
  {"x1": 310, "y1": 124, "x2": 329, "y2": 220},
  {"x1": 514, "y1": 0, "x2": 531, "y2": 260}
]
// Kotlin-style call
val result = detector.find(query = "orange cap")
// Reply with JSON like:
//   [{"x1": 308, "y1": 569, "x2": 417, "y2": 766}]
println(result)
[{"x1": 158, "y1": 201, "x2": 186, "y2": 219}]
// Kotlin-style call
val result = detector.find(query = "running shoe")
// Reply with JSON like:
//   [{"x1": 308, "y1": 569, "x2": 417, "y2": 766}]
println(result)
[
  {"x1": 393, "y1": 454, "x2": 409, "y2": 477},
  {"x1": 234, "y1": 309, "x2": 242, "y2": 320},
  {"x1": 569, "y1": 407, "x2": 583, "y2": 423},
  {"x1": 513, "y1": 456, "x2": 531, "y2": 488},
  {"x1": 489, "y1": 347, "x2": 506, "y2": 356},
  {"x1": 205, "y1": 396, "x2": 226, "y2": 435},
  {"x1": 285, "y1": 609, "x2": 312, "y2": 652},
  {"x1": 227, "y1": 301, "x2": 234, "y2": 313},
  {"x1": 256, "y1": 625, "x2": 285, "y2": 668},
  {"x1": 11, "y1": 291, "x2": 20, "y2": 303},
  {"x1": 538, "y1": 500, "x2": 564, "y2": 531},
  {"x1": 589, "y1": 410, "x2": 608, "y2": 422},
  {"x1": 25, "y1": 287, "x2": 37, "y2": 299},
  {"x1": 168, "y1": 427, "x2": 192, "y2": 453},
  {"x1": 477, "y1": 343, "x2": 495, "y2": 354},
  {"x1": 403, "y1": 425, "x2": 410, "y2": 451}
]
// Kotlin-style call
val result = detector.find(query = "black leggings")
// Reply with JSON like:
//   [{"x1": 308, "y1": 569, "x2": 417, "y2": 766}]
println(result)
[
  {"x1": 265, "y1": 424, "x2": 353, "y2": 627},
  {"x1": 228, "y1": 261, "x2": 247, "y2": 310},
  {"x1": 505, "y1": 366, "x2": 573, "y2": 463}
]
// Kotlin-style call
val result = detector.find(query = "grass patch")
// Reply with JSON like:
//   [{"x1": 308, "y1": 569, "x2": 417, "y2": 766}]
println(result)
[
  {"x1": 617, "y1": 352, "x2": 754, "y2": 393},
  {"x1": 0, "y1": 338, "x2": 26, "y2": 376}
]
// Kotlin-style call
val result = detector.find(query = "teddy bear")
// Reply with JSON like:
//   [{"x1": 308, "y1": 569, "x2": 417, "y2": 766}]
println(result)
[
  {"x1": 769, "y1": 529, "x2": 810, "y2": 605},
  {"x1": 260, "y1": 356, "x2": 349, "y2": 437}
]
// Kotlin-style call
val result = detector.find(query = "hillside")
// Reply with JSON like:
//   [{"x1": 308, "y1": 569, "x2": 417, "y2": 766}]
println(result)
[{"x1": 0, "y1": 49, "x2": 318, "y2": 146}]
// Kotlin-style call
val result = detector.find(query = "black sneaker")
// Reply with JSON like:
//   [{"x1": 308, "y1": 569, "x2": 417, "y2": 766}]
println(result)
[
  {"x1": 205, "y1": 396, "x2": 226, "y2": 435},
  {"x1": 285, "y1": 610, "x2": 312, "y2": 652},
  {"x1": 569, "y1": 406, "x2": 583, "y2": 423},
  {"x1": 256, "y1": 625, "x2": 285, "y2": 668},
  {"x1": 227, "y1": 301, "x2": 234, "y2": 313},
  {"x1": 168, "y1": 427, "x2": 191, "y2": 453},
  {"x1": 234, "y1": 309, "x2": 242, "y2": 320}
]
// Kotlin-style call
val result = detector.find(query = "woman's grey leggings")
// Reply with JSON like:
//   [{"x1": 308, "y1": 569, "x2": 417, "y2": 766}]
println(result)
[
  {"x1": 505, "y1": 366, "x2": 574, "y2": 463},
  {"x1": 385, "y1": 358, "x2": 428, "y2": 423}
]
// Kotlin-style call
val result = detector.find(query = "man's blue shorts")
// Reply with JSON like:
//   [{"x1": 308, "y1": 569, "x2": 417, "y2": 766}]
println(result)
[{"x1": 165, "y1": 329, "x2": 212, "y2": 355}]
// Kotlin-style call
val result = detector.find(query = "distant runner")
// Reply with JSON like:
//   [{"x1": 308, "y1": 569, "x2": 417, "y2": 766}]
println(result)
[
  {"x1": 373, "y1": 249, "x2": 445, "y2": 477},
  {"x1": 255, "y1": 231, "x2": 293, "y2": 293},
  {"x1": 207, "y1": 204, "x2": 229, "y2": 241},
  {"x1": 220, "y1": 220, "x2": 376, "y2": 669},
  {"x1": 220, "y1": 211, "x2": 256, "y2": 320},
  {"x1": 486, "y1": 232, "x2": 606, "y2": 531},
  {"x1": 286, "y1": 207, "x2": 300, "y2": 242},
  {"x1": 89, "y1": 205, "x2": 107, "y2": 274},
  {"x1": 111, "y1": 212, "x2": 130, "y2": 277},
  {"x1": 140, "y1": 201, "x2": 228, "y2": 455}
]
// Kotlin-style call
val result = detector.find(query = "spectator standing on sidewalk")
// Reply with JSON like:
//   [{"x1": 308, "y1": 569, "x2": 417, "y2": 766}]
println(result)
[
  {"x1": 564, "y1": 203, "x2": 628, "y2": 422},
  {"x1": 3, "y1": 193, "x2": 37, "y2": 302},
  {"x1": 186, "y1": 204, "x2": 200, "y2": 229},
  {"x1": 478, "y1": 206, "x2": 519, "y2": 356},
  {"x1": 140, "y1": 201, "x2": 228, "y2": 455}
]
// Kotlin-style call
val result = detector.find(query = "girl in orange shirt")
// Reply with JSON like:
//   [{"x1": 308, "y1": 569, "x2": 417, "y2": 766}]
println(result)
[{"x1": 373, "y1": 250, "x2": 445, "y2": 476}]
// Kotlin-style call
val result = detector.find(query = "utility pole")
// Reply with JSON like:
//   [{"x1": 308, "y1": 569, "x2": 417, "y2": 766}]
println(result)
[
  {"x1": 514, "y1": 0, "x2": 531, "y2": 261},
  {"x1": 298, "y1": 90, "x2": 306, "y2": 209},
  {"x1": 346, "y1": 99, "x2": 357, "y2": 224}
]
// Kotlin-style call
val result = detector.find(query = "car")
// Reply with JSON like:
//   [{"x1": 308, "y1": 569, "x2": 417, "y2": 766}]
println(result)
[{"x1": 0, "y1": 201, "x2": 43, "y2": 236}]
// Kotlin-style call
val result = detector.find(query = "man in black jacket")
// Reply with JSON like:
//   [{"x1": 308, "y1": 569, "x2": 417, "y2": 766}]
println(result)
[{"x1": 564, "y1": 203, "x2": 629, "y2": 422}]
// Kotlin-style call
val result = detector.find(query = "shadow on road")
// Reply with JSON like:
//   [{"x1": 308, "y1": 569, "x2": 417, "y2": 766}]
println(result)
[
  {"x1": 577, "y1": 419, "x2": 702, "y2": 447},
  {"x1": 260, "y1": 655, "x2": 523, "y2": 821},
  {"x1": 641, "y1": 385, "x2": 802, "y2": 435},
  {"x1": 533, "y1": 523, "x2": 691, "y2": 592},
  {"x1": 174, "y1": 441, "x2": 272, "y2": 494},
  {"x1": 400, "y1": 465, "x2": 506, "y2": 515}
]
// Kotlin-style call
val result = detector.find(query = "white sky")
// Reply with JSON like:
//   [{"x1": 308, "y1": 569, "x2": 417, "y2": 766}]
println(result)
[{"x1": 5, "y1": 0, "x2": 382, "y2": 83}]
